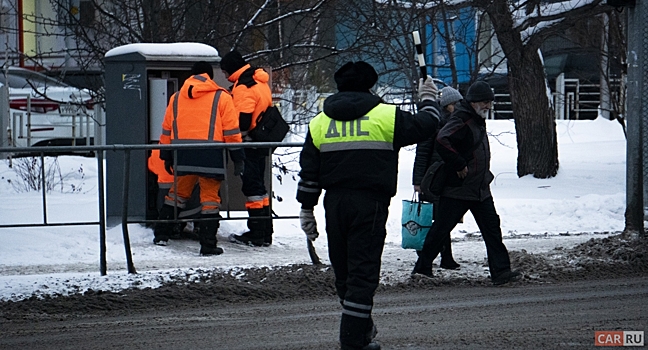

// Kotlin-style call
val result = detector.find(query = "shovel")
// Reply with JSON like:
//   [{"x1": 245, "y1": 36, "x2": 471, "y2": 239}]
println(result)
[{"x1": 307, "y1": 230, "x2": 322, "y2": 265}]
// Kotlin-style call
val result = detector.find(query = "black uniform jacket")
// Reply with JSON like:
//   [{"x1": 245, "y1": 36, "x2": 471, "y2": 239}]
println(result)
[
  {"x1": 435, "y1": 100, "x2": 494, "y2": 201},
  {"x1": 297, "y1": 91, "x2": 441, "y2": 209},
  {"x1": 412, "y1": 109, "x2": 451, "y2": 186}
]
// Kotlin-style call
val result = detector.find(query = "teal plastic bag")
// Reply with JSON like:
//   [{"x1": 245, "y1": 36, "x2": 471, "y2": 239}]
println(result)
[{"x1": 401, "y1": 198, "x2": 433, "y2": 250}]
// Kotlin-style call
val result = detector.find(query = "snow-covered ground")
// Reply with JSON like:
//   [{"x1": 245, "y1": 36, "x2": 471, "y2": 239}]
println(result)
[{"x1": 0, "y1": 117, "x2": 626, "y2": 301}]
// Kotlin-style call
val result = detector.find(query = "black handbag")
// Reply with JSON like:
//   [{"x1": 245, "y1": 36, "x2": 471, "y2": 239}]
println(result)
[
  {"x1": 419, "y1": 161, "x2": 447, "y2": 202},
  {"x1": 419, "y1": 130, "x2": 485, "y2": 202},
  {"x1": 248, "y1": 106, "x2": 290, "y2": 142}
]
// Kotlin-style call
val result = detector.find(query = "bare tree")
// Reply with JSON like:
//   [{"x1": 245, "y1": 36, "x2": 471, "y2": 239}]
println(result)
[
  {"x1": 476, "y1": 0, "x2": 611, "y2": 178},
  {"x1": 2, "y1": 1, "x2": 625, "y2": 176}
]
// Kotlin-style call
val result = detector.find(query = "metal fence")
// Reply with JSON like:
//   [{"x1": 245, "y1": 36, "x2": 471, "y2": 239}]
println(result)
[
  {"x1": 4, "y1": 94, "x2": 101, "y2": 148},
  {"x1": 490, "y1": 75, "x2": 622, "y2": 120},
  {"x1": 0, "y1": 141, "x2": 303, "y2": 275}
]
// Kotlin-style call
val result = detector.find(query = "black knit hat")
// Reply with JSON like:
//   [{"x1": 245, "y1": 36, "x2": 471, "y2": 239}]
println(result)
[
  {"x1": 334, "y1": 61, "x2": 378, "y2": 92},
  {"x1": 191, "y1": 61, "x2": 214, "y2": 79},
  {"x1": 465, "y1": 81, "x2": 495, "y2": 102},
  {"x1": 219, "y1": 50, "x2": 247, "y2": 75}
]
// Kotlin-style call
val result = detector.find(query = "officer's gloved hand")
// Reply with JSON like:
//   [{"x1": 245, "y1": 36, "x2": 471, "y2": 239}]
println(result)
[
  {"x1": 300, "y1": 209, "x2": 318, "y2": 241},
  {"x1": 418, "y1": 75, "x2": 439, "y2": 102},
  {"x1": 164, "y1": 159, "x2": 173, "y2": 175},
  {"x1": 234, "y1": 161, "x2": 245, "y2": 177}
]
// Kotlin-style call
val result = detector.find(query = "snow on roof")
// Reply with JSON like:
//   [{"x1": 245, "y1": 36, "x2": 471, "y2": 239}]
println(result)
[{"x1": 105, "y1": 42, "x2": 219, "y2": 58}]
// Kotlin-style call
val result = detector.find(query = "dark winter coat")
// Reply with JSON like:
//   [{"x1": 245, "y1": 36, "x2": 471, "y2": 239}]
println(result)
[
  {"x1": 435, "y1": 99, "x2": 493, "y2": 201},
  {"x1": 297, "y1": 91, "x2": 441, "y2": 209},
  {"x1": 412, "y1": 107, "x2": 452, "y2": 186}
]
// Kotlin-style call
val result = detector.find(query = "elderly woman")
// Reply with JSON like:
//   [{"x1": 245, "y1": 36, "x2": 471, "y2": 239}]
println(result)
[{"x1": 411, "y1": 86, "x2": 463, "y2": 270}]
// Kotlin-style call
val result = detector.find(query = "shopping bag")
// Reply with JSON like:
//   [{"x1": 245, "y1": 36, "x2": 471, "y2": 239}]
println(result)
[{"x1": 401, "y1": 197, "x2": 433, "y2": 250}]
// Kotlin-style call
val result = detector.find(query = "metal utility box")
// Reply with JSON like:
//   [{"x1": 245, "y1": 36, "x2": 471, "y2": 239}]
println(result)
[{"x1": 103, "y1": 43, "x2": 267, "y2": 226}]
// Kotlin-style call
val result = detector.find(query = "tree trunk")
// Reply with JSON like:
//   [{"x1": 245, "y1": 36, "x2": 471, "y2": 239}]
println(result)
[
  {"x1": 509, "y1": 54, "x2": 559, "y2": 178},
  {"x1": 484, "y1": 0, "x2": 559, "y2": 178}
]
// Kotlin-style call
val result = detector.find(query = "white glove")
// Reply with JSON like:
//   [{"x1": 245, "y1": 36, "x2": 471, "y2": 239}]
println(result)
[
  {"x1": 300, "y1": 209, "x2": 318, "y2": 241},
  {"x1": 418, "y1": 75, "x2": 438, "y2": 101}
]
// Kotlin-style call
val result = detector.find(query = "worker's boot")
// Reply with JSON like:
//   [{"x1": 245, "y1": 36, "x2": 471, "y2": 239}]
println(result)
[
  {"x1": 263, "y1": 206, "x2": 274, "y2": 247},
  {"x1": 153, "y1": 204, "x2": 175, "y2": 246},
  {"x1": 230, "y1": 208, "x2": 265, "y2": 247},
  {"x1": 199, "y1": 213, "x2": 223, "y2": 256}
]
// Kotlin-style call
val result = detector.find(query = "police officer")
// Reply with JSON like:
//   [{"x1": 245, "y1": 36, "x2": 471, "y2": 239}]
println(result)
[
  {"x1": 297, "y1": 61, "x2": 442, "y2": 350},
  {"x1": 154, "y1": 61, "x2": 244, "y2": 256}
]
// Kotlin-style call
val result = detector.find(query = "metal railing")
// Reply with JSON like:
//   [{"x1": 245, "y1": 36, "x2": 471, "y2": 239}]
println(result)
[
  {"x1": 490, "y1": 76, "x2": 622, "y2": 120},
  {"x1": 6, "y1": 94, "x2": 98, "y2": 148},
  {"x1": 0, "y1": 141, "x2": 303, "y2": 275}
]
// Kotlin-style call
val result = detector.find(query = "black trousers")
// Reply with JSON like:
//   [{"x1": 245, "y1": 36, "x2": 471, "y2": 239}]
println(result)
[
  {"x1": 416, "y1": 198, "x2": 454, "y2": 262},
  {"x1": 415, "y1": 196, "x2": 511, "y2": 279},
  {"x1": 241, "y1": 148, "x2": 268, "y2": 197},
  {"x1": 324, "y1": 191, "x2": 388, "y2": 348}
]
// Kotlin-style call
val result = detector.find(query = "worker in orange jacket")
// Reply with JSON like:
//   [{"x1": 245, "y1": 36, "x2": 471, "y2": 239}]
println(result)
[
  {"x1": 154, "y1": 61, "x2": 245, "y2": 256},
  {"x1": 220, "y1": 50, "x2": 275, "y2": 247},
  {"x1": 148, "y1": 148, "x2": 200, "y2": 240}
]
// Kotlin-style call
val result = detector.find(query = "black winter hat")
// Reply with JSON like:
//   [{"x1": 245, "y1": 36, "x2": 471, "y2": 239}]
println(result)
[
  {"x1": 465, "y1": 81, "x2": 495, "y2": 102},
  {"x1": 191, "y1": 61, "x2": 214, "y2": 79},
  {"x1": 219, "y1": 50, "x2": 247, "y2": 75},
  {"x1": 334, "y1": 61, "x2": 378, "y2": 92}
]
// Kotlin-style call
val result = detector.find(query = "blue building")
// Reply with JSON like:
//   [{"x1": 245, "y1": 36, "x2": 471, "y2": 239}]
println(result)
[{"x1": 425, "y1": 6, "x2": 478, "y2": 88}]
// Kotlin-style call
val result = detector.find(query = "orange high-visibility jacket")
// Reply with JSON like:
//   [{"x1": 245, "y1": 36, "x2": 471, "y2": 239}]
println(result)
[
  {"x1": 159, "y1": 73, "x2": 244, "y2": 179},
  {"x1": 227, "y1": 64, "x2": 273, "y2": 138},
  {"x1": 148, "y1": 149, "x2": 173, "y2": 187}
]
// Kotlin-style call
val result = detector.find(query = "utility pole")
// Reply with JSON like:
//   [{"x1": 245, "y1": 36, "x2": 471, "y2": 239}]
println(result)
[{"x1": 624, "y1": 0, "x2": 645, "y2": 236}]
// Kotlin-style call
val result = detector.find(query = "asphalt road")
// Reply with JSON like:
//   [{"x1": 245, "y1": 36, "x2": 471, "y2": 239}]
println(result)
[{"x1": 1, "y1": 276, "x2": 646, "y2": 350}]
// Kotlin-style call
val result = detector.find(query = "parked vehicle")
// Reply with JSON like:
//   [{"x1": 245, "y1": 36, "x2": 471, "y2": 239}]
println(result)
[{"x1": 1, "y1": 67, "x2": 96, "y2": 148}]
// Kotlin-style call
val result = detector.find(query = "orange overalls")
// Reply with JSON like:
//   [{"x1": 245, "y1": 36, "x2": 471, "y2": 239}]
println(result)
[
  {"x1": 227, "y1": 64, "x2": 275, "y2": 246},
  {"x1": 159, "y1": 73, "x2": 244, "y2": 215},
  {"x1": 148, "y1": 149, "x2": 201, "y2": 218},
  {"x1": 228, "y1": 64, "x2": 273, "y2": 210}
]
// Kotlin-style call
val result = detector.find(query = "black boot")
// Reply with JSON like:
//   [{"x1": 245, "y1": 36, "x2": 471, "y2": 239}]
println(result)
[
  {"x1": 439, "y1": 242, "x2": 460, "y2": 270},
  {"x1": 411, "y1": 254, "x2": 434, "y2": 278},
  {"x1": 153, "y1": 204, "x2": 175, "y2": 246},
  {"x1": 230, "y1": 208, "x2": 265, "y2": 246},
  {"x1": 263, "y1": 206, "x2": 274, "y2": 247},
  {"x1": 199, "y1": 213, "x2": 223, "y2": 256},
  {"x1": 340, "y1": 314, "x2": 379, "y2": 350}
]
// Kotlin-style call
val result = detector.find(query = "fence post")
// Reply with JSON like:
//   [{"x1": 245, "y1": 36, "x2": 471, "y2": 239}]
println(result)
[
  {"x1": 555, "y1": 73, "x2": 565, "y2": 120},
  {"x1": 97, "y1": 148, "x2": 107, "y2": 275},
  {"x1": 39, "y1": 152, "x2": 48, "y2": 224},
  {"x1": 121, "y1": 149, "x2": 137, "y2": 274}
]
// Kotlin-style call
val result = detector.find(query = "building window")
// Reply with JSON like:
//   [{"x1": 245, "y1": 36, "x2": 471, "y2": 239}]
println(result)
[
  {"x1": 79, "y1": 1, "x2": 95, "y2": 27},
  {"x1": 58, "y1": 0, "x2": 94, "y2": 27}
]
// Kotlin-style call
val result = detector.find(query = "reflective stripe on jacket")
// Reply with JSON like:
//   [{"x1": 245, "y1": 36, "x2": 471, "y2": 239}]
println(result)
[
  {"x1": 299, "y1": 103, "x2": 397, "y2": 204},
  {"x1": 297, "y1": 91, "x2": 442, "y2": 209},
  {"x1": 159, "y1": 73, "x2": 243, "y2": 179},
  {"x1": 228, "y1": 64, "x2": 273, "y2": 137},
  {"x1": 309, "y1": 104, "x2": 396, "y2": 152}
]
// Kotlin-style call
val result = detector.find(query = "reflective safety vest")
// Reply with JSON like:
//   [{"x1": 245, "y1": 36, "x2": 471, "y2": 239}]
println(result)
[{"x1": 309, "y1": 104, "x2": 396, "y2": 152}]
